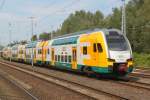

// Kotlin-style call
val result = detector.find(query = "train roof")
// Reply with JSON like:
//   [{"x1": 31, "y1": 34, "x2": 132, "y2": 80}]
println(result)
[
  {"x1": 51, "y1": 28, "x2": 122, "y2": 46},
  {"x1": 52, "y1": 36, "x2": 79, "y2": 46},
  {"x1": 36, "y1": 41, "x2": 45, "y2": 48},
  {"x1": 53, "y1": 28, "x2": 103, "y2": 39},
  {"x1": 52, "y1": 28, "x2": 122, "y2": 40},
  {"x1": 47, "y1": 40, "x2": 53, "y2": 46},
  {"x1": 25, "y1": 41, "x2": 37, "y2": 48}
]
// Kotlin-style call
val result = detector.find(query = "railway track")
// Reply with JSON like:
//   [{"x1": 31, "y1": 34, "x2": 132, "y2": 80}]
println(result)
[
  {"x1": 135, "y1": 67, "x2": 150, "y2": 71},
  {"x1": 132, "y1": 68, "x2": 150, "y2": 77},
  {"x1": 2, "y1": 60, "x2": 150, "y2": 91},
  {"x1": 0, "y1": 61, "x2": 128, "y2": 100},
  {"x1": 130, "y1": 72, "x2": 150, "y2": 78},
  {"x1": 0, "y1": 68, "x2": 38, "y2": 100},
  {"x1": 115, "y1": 80, "x2": 150, "y2": 91},
  {"x1": 1, "y1": 60, "x2": 150, "y2": 99}
]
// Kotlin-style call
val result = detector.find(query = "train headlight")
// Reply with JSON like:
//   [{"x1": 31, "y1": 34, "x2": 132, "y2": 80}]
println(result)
[
  {"x1": 127, "y1": 58, "x2": 133, "y2": 62},
  {"x1": 108, "y1": 58, "x2": 115, "y2": 62}
]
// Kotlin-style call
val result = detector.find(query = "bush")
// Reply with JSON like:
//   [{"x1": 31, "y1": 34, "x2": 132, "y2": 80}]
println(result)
[{"x1": 133, "y1": 53, "x2": 150, "y2": 68}]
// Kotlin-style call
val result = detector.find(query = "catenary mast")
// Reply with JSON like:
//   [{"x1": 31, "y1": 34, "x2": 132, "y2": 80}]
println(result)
[{"x1": 121, "y1": 0, "x2": 126, "y2": 35}]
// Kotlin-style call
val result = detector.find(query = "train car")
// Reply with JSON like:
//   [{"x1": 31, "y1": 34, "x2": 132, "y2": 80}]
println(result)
[
  {"x1": 25, "y1": 41, "x2": 37, "y2": 64},
  {"x1": 36, "y1": 41, "x2": 45, "y2": 65},
  {"x1": 2, "y1": 28, "x2": 133, "y2": 77},
  {"x1": 18, "y1": 44, "x2": 26, "y2": 62},
  {"x1": 2, "y1": 46, "x2": 11, "y2": 60},
  {"x1": 44, "y1": 40, "x2": 53, "y2": 65},
  {"x1": 11, "y1": 44, "x2": 19, "y2": 61},
  {"x1": 48, "y1": 29, "x2": 133, "y2": 76}
]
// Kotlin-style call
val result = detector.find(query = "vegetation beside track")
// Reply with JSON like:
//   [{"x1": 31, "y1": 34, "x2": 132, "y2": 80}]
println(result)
[{"x1": 134, "y1": 53, "x2": 150, "y2": 68}]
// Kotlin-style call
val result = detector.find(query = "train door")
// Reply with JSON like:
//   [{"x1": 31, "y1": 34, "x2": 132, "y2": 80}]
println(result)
[
  {"x1": 34, "y1": 49, "x2": 36, "y2": 63},
  {"x1": 46, "y1": 47, "x2": 50, "y2": 64},
  {"x1": 42, "y1": 47, "x2": 44, "y2": 62},
  {"x1": 20, "y1": 47, "x2": 22, "y2": 59},
  {"x1": 43, "y1": 47, "x2": 46, "y2": 63},
  {"x1": 72, "y1": 47, "x2": 77, "y2": 69},
  {"x1": 51, "y1": 48, "x2": 54, "y2": 65},
  {"x1": 93, "y1": 43, "x2": 99, "y2": 66},
  {"x1": 45, "y1": 48, "x2": 47, "y2": 63}
]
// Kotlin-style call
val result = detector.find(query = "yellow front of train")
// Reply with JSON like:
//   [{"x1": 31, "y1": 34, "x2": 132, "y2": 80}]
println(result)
[
  {"x1": 98, "y1": 29, "x2": 133, "y2": 76},
  {"x1": 80, "y1": 29, "x2": 133, "y2": 76}
]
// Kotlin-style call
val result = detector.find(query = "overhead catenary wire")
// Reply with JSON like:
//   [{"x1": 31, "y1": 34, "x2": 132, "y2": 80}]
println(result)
[
  {"x1": 14, "y1": 0, "x2": 78, "y2": 38},
  {"x1": 6, "y1": 0, "x2": 81, "y2": 35},
  {"x1": 41, "y1": 0, "x2": 58, "y2": 9},
  {"x1": 37, "y1": 0, "x2": 81, "y2": 22},
  {"x1": 7, "y1": 0, "x2": 58, "y2": 38},
  {"x1": 35, "y1": 0, "x2": 81, "y2": 34}
]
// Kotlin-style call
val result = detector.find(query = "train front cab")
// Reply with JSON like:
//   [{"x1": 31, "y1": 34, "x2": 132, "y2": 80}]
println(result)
[
  {"x1": 79, "y1": 29, "x2": 133, "y2": 76},
  {"x1": 104, "y1": 29, "x2": 133, "y2": 76},
  {"x1": 79, "y1": 30, "x2": 110, "y2": 74}
]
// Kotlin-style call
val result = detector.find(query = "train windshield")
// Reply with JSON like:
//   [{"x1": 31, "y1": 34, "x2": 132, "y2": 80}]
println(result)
[{"x1": 106, "y1": 31, "x2": 129, "y2": 51}]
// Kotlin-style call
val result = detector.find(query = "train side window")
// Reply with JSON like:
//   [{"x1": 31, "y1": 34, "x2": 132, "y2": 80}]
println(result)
[
  {"x1": 38, "y1": 49, "x2": 41, "y2": 54},
  {"x1": 93, "y1": 43, "x2": 97, "y2": 52},
  {"x1": 83, "y1": 46, "x2": 87, "y2": 55},
  {"x1": 65, "y1": 55, "x2": 67, "y2": 62},
  {"x1": 47, "y1": 48, "x2": 49, "y2": 54},
  {"x1": 97, "y1": 43, "x2": 103, "y2": 52},
  {"x1": 58, "y1": 55, "x2": 60, "y2": 61},
  {"x1": 61, "y1": 55, "x2": 64, "y2": 62},
  {"x1": 68, "y1": 56, "x2": 71, "y2": 63},
  {"x1": 40, "y1": 49, "x2": 41, "y2": 54},
  {"x1": 55, "y1": 55, "x2": 57, "y2": 61}
]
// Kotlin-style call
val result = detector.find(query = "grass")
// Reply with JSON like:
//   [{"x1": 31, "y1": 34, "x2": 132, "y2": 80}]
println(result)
[{"x1": 133, "y1": 53, "x2": 150, "y2": 68}]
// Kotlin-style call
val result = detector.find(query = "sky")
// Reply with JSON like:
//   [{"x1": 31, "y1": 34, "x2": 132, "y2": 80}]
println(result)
[{"x1": 0, "y1": 0, "x2": 130, "y2": 45}]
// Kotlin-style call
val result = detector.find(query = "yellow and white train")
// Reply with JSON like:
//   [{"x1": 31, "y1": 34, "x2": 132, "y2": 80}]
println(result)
[{"x1": 2, "y1": 29, "x2": 133, "y2": 76}]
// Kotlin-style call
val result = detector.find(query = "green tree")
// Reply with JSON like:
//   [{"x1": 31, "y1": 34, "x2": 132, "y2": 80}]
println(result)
[
  {"x1": 107, "y1": 8, "x2": 122, "y2": 29},
  {"x1": 39, "y1": 32, "x2": 50, "y2": 40},
  {"x1": 31, "y1": 35, "x2": 38, "y2": 41},
  {"x1": 60, "y1": 10, "x2": 105, "y2": 34},
  {"x1": 126, "y1": 0, "x2": 150, "y2": 53}
]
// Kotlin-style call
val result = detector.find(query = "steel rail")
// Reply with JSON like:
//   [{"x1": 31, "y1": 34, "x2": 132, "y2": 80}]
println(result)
[
  {"x1": 0, "y1": 61, "x2": 128, "y2": 100},
  {"x1": 1, "y1": 60, "x2": 150, "y2": 92},
  {"x1": 0, "y1": 69, "x2": 39, "y2": 100},
  {"x1": 3, "y1": 60, "x2": 150, "y2": 90},
  {"x1": 130, "y1": 73, "x2": 150, "y2": 79}
]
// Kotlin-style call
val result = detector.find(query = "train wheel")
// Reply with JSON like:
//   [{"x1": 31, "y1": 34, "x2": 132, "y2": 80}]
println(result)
[{"x1": 82, "y1": 66, "x2": 94, "y2": 77}]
